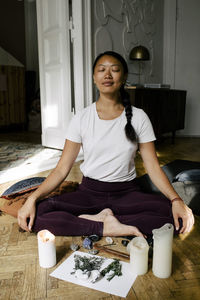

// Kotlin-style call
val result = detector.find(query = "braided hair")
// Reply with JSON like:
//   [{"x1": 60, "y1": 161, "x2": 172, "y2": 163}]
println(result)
[{"x1": 93, "y1": 51, "x2": 137, "y2": 143}]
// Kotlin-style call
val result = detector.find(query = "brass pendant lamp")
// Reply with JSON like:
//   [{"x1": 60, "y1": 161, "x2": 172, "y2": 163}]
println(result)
[
  {"x1": 129, "y1": 45, "x2": 150, "y2": 84},
  {"x1": 129, "y1": 45, "x2": 150, "y2": 61}
]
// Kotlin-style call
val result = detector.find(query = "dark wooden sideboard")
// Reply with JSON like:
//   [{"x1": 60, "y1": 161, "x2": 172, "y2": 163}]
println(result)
[{"x1": 126, "y1": 87, "x2": 186, "y2": 142}]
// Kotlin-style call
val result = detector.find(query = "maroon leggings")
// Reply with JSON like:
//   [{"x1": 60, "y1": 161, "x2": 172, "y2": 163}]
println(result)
[{"x1": 32, "y1": 176, "x2": 178, "y2": 236}]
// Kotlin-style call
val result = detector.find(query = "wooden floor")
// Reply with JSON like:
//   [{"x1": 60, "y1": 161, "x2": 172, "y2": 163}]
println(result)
[{"x1": 0, "y1": 133, "x2": 200, "y2": 300}]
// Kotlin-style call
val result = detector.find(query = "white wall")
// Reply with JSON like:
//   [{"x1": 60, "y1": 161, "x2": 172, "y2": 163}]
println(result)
[
  {"x1": 175, "y1": 0, "x2": 200, "y2": 136},
  {"x1": 163, "y1": 0, "x2": 200, "y2": 137},
  {"x1": 92, "y1": 0, "x2": 164, "y2": 86}
]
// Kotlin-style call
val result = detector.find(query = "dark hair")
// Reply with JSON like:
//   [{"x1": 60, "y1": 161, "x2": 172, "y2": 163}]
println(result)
[{"x1": 93, "y1": 51, "x2": 137, "y2": 143}]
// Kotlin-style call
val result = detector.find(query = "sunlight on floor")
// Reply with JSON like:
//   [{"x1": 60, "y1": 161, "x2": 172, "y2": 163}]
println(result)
[{"x1": 0, "y1": 148, "x2": 62, "y2": 184}]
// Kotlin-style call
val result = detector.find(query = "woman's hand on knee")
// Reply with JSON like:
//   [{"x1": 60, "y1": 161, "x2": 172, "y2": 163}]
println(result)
[
  {"x1": 172, "y1": 201, "x2": 194, "y2": 234},
  {"x1": 17, "y1": 200, "x2": 36, "y2": 232}
]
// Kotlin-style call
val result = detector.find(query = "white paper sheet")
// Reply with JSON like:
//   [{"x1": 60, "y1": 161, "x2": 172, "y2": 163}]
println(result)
[{"x1": 50, "y1": 251, "x2": 137, "y2": 298}]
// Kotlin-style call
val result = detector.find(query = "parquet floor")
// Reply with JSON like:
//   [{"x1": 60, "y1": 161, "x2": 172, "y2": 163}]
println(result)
[{"x1": 0, "y1": 134, "x2": 200, "y2": 300}]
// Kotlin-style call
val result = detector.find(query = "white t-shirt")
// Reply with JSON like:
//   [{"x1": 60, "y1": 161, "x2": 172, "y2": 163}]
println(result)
[{"x1": 66, "y1": 102, "x2": 156, "y2": 182}]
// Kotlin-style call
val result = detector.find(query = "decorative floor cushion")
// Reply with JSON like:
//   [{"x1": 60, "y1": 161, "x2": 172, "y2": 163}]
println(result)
[
  {"x1": 0, "y1": 178, "x2": 79, "y2": 218},
  {"x1": 137, "y1": 160, "x2": 200, "y2": 216},
  {"x1": 2, "y1": 177, "x2": 46, "y2": 197},
  {"x1": 137, "y1": 160, "x2": 200, "y2": 194}
]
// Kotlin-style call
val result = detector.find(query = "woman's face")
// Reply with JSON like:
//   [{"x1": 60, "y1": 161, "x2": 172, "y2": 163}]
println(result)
[{"x1": 93, "y1": 55, "x2": 127, "y2": 96}]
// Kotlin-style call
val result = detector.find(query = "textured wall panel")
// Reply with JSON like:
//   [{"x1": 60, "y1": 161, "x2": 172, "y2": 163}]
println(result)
[{"x1": 93, "y1": 0, "x2": 164, "y2": 85}]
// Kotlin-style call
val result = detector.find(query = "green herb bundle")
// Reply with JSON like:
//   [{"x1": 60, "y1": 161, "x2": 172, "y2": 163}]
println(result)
[{"x1": 101, "y1": 259, "x2": 122, "y2": 281}]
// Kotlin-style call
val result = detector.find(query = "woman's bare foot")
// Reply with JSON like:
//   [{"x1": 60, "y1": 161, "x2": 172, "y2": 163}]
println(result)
[
  {"x1": 103, "y1": 215, "x2": 144, "y2": 237},
  {"x1": 78, "y1": 208, "x2": 113, "y2": 222}
]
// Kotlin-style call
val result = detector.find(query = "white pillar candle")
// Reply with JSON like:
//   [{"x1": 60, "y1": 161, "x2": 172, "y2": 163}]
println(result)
[
  {"x1": 152, "y1": 223, "x2": 174, "y2": 278},
  {"x1": 128, "y1": 236, "x2": 149, "y2": 275},
  {"x1": 37, "y1": 229, "x2": 56, "y2": 268}
]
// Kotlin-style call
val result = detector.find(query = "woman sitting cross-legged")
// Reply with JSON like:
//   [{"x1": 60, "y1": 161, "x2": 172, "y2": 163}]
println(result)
[{"x1": 17, "y1": 51, "x2": 194, "y2": 237}]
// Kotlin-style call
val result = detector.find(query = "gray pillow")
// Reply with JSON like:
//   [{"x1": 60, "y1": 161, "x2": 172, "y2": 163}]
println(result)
[
  {"x1": 174, "y1": 169, "x2": 200, "y2": 182},
  {"x1": 172, "y1": 181, "x2": 200, "y2": 215}
]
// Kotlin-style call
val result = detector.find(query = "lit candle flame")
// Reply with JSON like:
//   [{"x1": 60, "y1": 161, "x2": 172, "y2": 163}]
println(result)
[{"x1": 39, "y1": 230, "x2": 55, "y2": 243}]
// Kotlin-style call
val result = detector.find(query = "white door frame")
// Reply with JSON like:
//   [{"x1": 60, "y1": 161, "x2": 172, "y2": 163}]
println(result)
[
  {"x1": 71, "y1": 0, "x2": 93, "y2": 112},
  {"x1": 36, "y1": 0, "x2": 92, "y2": 149}
]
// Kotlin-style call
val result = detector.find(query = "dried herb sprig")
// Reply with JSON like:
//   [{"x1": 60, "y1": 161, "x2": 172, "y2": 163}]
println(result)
[
  {"x1": 73, "y1": 255, "x2": 104, "y2": 272},
  {"x1": 101, "y1": 259, "x2": 122, "y2": 281}
]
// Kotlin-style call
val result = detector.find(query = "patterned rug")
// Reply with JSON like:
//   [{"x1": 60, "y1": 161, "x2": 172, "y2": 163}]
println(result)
[{"x1": 0, "y1": 141, "x2": 62, "y2": 183}]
